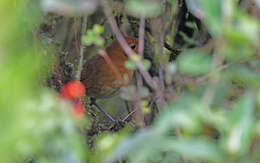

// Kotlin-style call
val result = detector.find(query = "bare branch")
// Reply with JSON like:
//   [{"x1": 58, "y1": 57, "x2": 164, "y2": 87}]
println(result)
[
  {"x1": 73, "y1": 17, "x2": 80, "y2": 54},
  {"x1": 158, "y1": 0, "x2": 167, "y2": 109},
  {"x1": 134, "y1": 15, "x2": 146, "y2": 127},
  {"x1": 102, "y1": 0, "x2": 158, "y2": 90},
  {"x1": 75, "y1": 17, "x2": 87, "y2": 80}
]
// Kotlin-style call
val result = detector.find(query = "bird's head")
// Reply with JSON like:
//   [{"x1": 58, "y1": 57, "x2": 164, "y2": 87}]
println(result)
[
  {"x1": 125, "y1": 37, "x2": 139, "y2": 54},
  {"x1": 106, "y1": 36, "x2": 139, "y2": 59}
]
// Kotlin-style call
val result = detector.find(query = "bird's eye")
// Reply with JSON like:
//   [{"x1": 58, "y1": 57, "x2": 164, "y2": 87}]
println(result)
[{"x1": 130, "y1": 44, "x2": 136, "y2": 50}]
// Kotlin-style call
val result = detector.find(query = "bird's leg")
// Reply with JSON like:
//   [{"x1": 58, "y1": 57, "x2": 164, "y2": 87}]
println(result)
[
  {"x1": 90, "y1": 97, "x2": 115, "y2": 122},
  {"x1": 124, "y1": 101, "x2": 131, "y2": 113}
]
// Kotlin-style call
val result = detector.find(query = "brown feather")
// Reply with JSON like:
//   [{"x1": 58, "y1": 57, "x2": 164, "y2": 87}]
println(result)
[{"x1": 80, "y1": 37, "x2": 138, "y2": 98}]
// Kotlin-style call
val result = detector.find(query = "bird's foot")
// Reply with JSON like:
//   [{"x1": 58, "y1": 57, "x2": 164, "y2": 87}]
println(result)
[{"x1": 108, "y1": 119, "x2": 126, "y2": 131}]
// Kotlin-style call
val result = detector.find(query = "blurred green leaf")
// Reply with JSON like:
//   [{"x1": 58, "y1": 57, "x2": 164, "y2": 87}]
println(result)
[
  {"x1": 104, "y1": 129, "x2": 155, "y2": 163},
  {"x1": 155, "y1": 95, "x2": 202, "y2": 134},
  {"x1": 0, "y1": 1, "x2": 87, "y2": 162},
  {"x1": 82, "y1": 25, "x2": 104, "y2": 46},
  {"x1": 93, "y1": 24, "x2": 104, "y2": 34},
  {"x1": 224, "y1": 14, "x2": 260, "y2": 46},
  {"x1": 179, "y1": 31, "x2": 196, "y2": 45},
  {"x1": 160, "y1": 138, "x2": 223, "y2": 162},
  {"x1": 178, "y1": 49, "x2": 212, "y2": 76},
  {"x1": 199, "y1": 0, "x2": 222, "y2": 36},
  {"x1": 257, "y1": 90, "x2": 260, "y2": 110},
  {"x1": 125, "y1": 0, "x2": 161, "y2": 17},
  {"x1": 223, "y1": 44, "x2": 254, "y2": 62},
  {"x1": 211, "y1": 80, "x2": 229, "y2": 107},
  {"x1": 167, "y1": 0, "x2": 176, "y2": 4},
  {"x1": 96, "y1": 131, "x2": 130, "y2": 161},
  {"x1": 224, "y1": 92, "x2": 255, "y2": 155},
  {"x1": 125, "y1": 59, "x2": 136, "y2": 70},
  {"x1": 142, "y1": 59, "x2": 151, "y2": 70},
  {"x1": 256, "y1": 120, "x2": 260, "y2": 136},
  {"x1": 224, "y1": 65, "x2": 260, "y2": 88}
]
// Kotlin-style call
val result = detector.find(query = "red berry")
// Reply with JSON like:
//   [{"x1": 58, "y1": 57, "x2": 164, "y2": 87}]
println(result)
[
  {"x1": 60, "y1": 80, "x2": 86, "y2": 100},
  {"x1": 71, "y1": 100, "x2": 85, "y2": 120}
]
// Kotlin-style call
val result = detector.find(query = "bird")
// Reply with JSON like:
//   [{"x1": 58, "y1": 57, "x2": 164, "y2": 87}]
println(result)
[{"x1": 80, "y1": 36, "x2": 139, "y2": 122}]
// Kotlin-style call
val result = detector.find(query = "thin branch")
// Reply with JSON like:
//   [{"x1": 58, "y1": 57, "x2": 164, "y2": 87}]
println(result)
[
  {"x1": 195, "y1": 64, "x2": 230, "y2": 83},
  {"x1": 136, "y1": 15, "x2": 145, "y2": 89},
  {"x1": 160, "y1": 0, "x2": 166, "y2": 57},
  {"x1": 134, "y1": 15, "x2": 146, "y2": 127},
  {"x1": 158, "y1": 0, "x2": 167, "y2": 109},
  {"x1": 201, "y1": 38, "x2": 225, "y2": 107},
  {"x1": 138, "y1": 15, "x2": 145, "y2": 58},
  {"x1": 102, "y1": 0, "x2": 158, "y2": 90},
  {"x1": 75, "y1": 17, "x2": 87, "y2": 80},
  {"x1": 73, "y1": 17, "x2": 80, "y2": 54},
  {"x1": 122, "y1": 107, "x2": 137, "y2": 122}
]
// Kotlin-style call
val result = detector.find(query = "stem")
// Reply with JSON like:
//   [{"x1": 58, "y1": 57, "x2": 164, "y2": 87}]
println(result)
[
  {"x1": 102, "y1": 0, "x2": 158, "y2": 90},
  {"x1": 158, "y1": 0, "x2": 167, "y2": 109},
  {"x1": 75, "y1": 17, "x2": 88, "y2": 81},
  {"x1": 201, "y1": 38, "x2": 225, "y2": 107},
  {"x1": 73, "y1": 17, "x2": 80, "y2": 55},
  {"x1": 134, "y1": 15, "x2": 146, "y2": 127}
]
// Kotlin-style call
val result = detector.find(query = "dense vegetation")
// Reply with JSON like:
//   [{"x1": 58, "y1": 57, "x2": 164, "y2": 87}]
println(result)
[{"x1": 1, "y1": 0, "x2": 260, "y2": 162}]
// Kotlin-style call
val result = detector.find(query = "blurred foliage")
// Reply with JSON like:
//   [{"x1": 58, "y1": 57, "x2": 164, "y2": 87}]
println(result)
[
  {"x1": 82, "y1": 24, "x2": 104, "y2": 46},
  {"x1": 0, "y1": 1, "x2": 87, "y2": 162},
  {"x1": 125, "y1": 0, "x2": 162, "y2": 17},
  {"x1": 1, "y1": 0, "x2": 260, "y2": 163}
]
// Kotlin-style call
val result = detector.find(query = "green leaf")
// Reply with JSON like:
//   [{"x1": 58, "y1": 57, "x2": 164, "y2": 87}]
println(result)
[
  {"x1": 82, "y1": 26, "x2": 104, "y2": 46},
  {"x1": 224, "y1": 65, "x2": 260, "y2": 88},
  {"x1": 160, "y1": 138, "x2": 223, "y2": 162},
  {"x1": 223, "y1": 44, "x2": 254, "y2": 62},
  {"x1": 93, "y1": 24, "x2": 104, "y2": 34},
  {"x1": 224, "y1": 92, "x2": 255, "y2": 155},
  {"x1": 199, "y1": 0, "x2": 222, "y2": 36},
  {"x1": 178, "y1": 49, "x2": 212, "y2": 76},
  {"x1": 104, "y1": 129, "x2": 156, "y2": 163},
  {"x1": 224, "y1": 15, "x2": 260, "y2": 46},
  {"x1": 155, "y1": 95, "x2": 202, "y2": 134},
  {"x1": 211, "y1": 80, "x2": 229, "y2": 107},
  {"x1": 95, "y1": 37, "x2": 104, "y2": 46},
  {"x1": 125, "y1": 60, "x2": 136, "y2": 70},
  {"x1": 125, "y1": 0, "x2": 161, "y2": 17},
  {"x1": 142, "y1": 59, "x2": 151, "y2": 70},
  {"x1": 167, "y1": 0, "x2": 176, "y2": 4}
]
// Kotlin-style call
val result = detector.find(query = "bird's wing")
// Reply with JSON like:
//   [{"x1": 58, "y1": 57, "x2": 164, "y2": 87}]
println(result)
[{"x1": 80, "y1": 55, "x2": 103, "y2": 86}]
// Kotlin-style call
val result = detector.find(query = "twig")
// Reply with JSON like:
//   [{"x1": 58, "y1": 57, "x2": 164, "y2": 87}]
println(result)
[
  {"x1": 122, "y1": 107, "x2": 138, "y2": 122},
  {"x1": 73, "y1": 17, "x2": 80, "y2": 54},
  {"x1": 75, "y1": 17, "x2": 87, "y2": 80},
  {"x1": 158, "y1": 0, "x2": 167, "y2": 109},
  {"x1": 134, "y1": 15, "x2": 146, "y2": 127},
  {"x1": 201, "y1": 38, "x2": 225, "y2": 106},
  {"x1": 195, "y1": 64, "x2": 230, "y2": 83},
  {"x1": 138, "y1": 15, "x2": 145, "y2": 58},
  {"x1": 102, "y1": 0, "x2": 158, "y2": 91},
  {"x1": 136, "y1": 14, "x2": 145, "y2": 88},
  {"x1": 160, "y1": 0, "x2": 166, "y2": 56}
]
